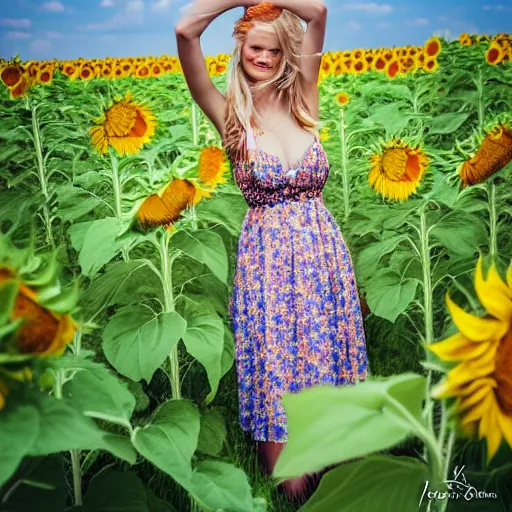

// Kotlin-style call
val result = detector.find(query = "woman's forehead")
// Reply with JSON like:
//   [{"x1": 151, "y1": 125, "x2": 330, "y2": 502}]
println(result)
[{"x1": 246, "y1": 24, "x2": 279, "y2": 47}]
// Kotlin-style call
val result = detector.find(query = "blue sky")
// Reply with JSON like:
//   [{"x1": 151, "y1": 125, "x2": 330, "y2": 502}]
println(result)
[{"x1": 0, "y1": 0, "x2": 511, "y2": 61}]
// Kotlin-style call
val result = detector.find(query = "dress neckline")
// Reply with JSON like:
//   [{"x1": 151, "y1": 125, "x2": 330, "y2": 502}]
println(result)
[{"x1": 250, "y1": 127, "x2": 318, "y2": 172}]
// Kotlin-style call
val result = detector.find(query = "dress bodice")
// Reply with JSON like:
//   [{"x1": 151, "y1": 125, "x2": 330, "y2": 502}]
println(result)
[{"x1": 230, "y1": 127, "x2": 330, "y2": 209}]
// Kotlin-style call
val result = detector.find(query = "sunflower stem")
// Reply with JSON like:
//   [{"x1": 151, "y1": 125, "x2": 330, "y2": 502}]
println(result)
[
  {"x1": 339, "y1": 108, "x2": 350, "y2": 221},
  {"x1": 419, "y1": 206, "x2": 435, "y2": 462},
  {"x1": 487, "y1": 180, "x2": 497, "y2": 257},
  {"x1": 476, "y1": 68, "x2": 484, "y2": 135},
  {"x1": 159, "y1": 229, "x2": 181, "y2": 400},
  {"x1": 31, "y1": 104, "x2": 55, "y2": 248},
  {"x1": 192, "y1": 101, "x2": 199, "y2": 146},
  {"x1": 70, "y1": 450, "x2": 83, "y2": 506},
  {"x1": 110, "y1": 151, "x2": 123, "y2": 220}
]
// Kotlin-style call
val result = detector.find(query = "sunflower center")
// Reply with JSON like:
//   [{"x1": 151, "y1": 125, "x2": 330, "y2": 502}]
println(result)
[
  {"x1": 382, "y1": 148, "x2": 408, "y2": 181},
  {"x1": 494, "y1": 327, "x2": 512, "y2": 416},
  {"x1": 130, "y1": 112, "x2": 148, "y2": 138}
]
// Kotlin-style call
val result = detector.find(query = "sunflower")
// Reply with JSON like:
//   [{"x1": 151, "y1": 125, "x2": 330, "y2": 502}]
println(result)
[
  {"x1": 458, "y1": 122, "x2": 512, "y2": 187},
  {"x1": 1, "y1": 62, "x2": 23, "y2": 87},
  {"x1": 90, "y1": 92, "x2": 157, "y2": 155},
  {"x1": 368, "y1": 138, "x2": 429, "y2": 201},
  {"x1": 320, "y1": 127, "x2": 329, "y2": 142},
  {"x1": 79, "y1": 63, "x2": 95, "y2": 80},
  {"x1": 424, "y1": 36, "x2": 442, "y2": 58},
  {"x1": 335, "y1": 91, "x2": 350, "y2": 106},
  {"x1": 485, "y1": 43, "x2": 505, "y2": 65},
  {"x1": 458, "y1": 32, "x2": 473, "y2": 47},
  {"x1": 197, "y1": 146, "x2": 229, "y2": 189},
  {"x1": 9, "y1": 74, "x2": 33, "y2": 99},
  {"x1": 427, "y1": 256, "x2": 512, "y2": 464},
  {"x1": 385, "y1": 59, "x2": 401, "y2": 78},
  {"x1": 137, "y1": 179, "x2": 197, "y2": 228},
  {"x1": 36, "y1": 66, "x2": 54, "y2": 84},
  {"x1": 0, "y1": 267, "x2": 77, "y2": 356},
  {"x1": 422, "y1": 57, "x2": 439, "y2": 73}
]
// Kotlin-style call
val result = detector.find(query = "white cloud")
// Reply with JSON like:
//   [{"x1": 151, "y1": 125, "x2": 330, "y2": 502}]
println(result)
[
  {"x1": 407, "y1": 18, "x2": 429, "y2": 26},
  {"x1": 341, "y1": 3, "x2": 393, "y2": 15},
  {"x1": 100, "y1": 0, "x2": 115, "y2": 6},
  {"x1": 345, "y1": 20, "x2": 362, "y2": 31},
  {"x1": 30, "y1": 38, "x2": 53, "y2": 56},
  {"x1": 79, "y1": 0, "x2": 145, "y2": 30},
  {"x1": 0, "y1": 18, "x2": 31, "y2": 28},
  {"x1": 41, "y1": 1, "x2": 66, "y2": 12},
  {"x1": 433, "y1": 28, "x2": 455, "y2": 41},
  {"x1": 6, "y1": 31, "x2": 31, "y2": 39},
  {"x1": 482, "y1": 4, "x2": 509, "y2": 11},
  {"x1": 150, "y1": 0, "x2": 177, "y2": 11}
]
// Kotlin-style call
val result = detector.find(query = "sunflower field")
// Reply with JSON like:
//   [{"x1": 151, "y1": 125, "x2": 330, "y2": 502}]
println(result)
[{"x1": 0, "y1": 31, "x2": 511, "y2": 512}]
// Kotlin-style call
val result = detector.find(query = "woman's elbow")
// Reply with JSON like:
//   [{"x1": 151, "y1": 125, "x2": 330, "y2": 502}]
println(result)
[
  {"x1": 316, "y1": 2, "x2": 327, "y2": 18},
  {"x1": 174, "y1": 20, "x2": 191, "y2": 40}
]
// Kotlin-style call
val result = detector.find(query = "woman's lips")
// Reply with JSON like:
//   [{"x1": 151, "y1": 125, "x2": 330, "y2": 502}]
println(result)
[{"x1": 254, "y1": 63, "x2": 270, "y2": 70}]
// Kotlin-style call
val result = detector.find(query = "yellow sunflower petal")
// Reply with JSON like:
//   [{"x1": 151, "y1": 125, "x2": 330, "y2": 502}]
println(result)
[
  {"x1": 475, "y1": 256, "x2": 512, "y2": 323},
  {"x1": 458, "y1": 380, "x2": 496, "y2": 413},
  {"x1": 506, "y1": 261, "x2": 512, "y2": 290},
  {"x1": 479, "y1": 396, "x2": 502, "y2": 464},
  {"x1": 446, "y1": 344, "x2": 497, "y2": 388},
  {"x1": 461, "y1": 392, "x2": 493, "y2": 425},
  {"x1": 426, "y1": 332, "x2": 491, "y2": 361},
  {"x1": 446, "y1": 292, "x2": 504, "y2": 342}
]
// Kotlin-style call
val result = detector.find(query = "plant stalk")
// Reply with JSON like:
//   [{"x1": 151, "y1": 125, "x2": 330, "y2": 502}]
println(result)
[
  {"x1": 110, "y1": 151, "x2": 122, "y2": 220},
  {"x1": 339, "y1": 108, "x2": 350, "y2": 221},
  {"x1": 70, "y1": 450, "x2": 83, "y2": 506},
  {"x1": 160, "y1": 230, "x2": 181, "y2": 399},
  {"x1": 192, "y1": 102, "x2": 198, "y2": 146},
  {"x1": 487, "y1": 180, "x2": 497, "y2": 257},
  {"x1": 31, "y1": 105, "x2": 55, "y2": 247}
]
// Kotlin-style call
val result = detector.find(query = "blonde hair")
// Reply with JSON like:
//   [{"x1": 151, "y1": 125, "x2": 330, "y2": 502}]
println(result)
[{"x1": 224, "y1": 8, "x2": 318, "y2": 163}]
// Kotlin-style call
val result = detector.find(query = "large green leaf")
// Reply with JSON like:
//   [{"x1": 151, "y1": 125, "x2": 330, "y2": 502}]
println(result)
[
  {"x1": 0, "y1": 278, "x2": 18, "y2": 326},
  {"x1": 103, "y1": 306, "x2": 187, "y2": 382},
  {"x1": 364, "y1": 269, "x2": 418, "y2": 322},
  {"x1": 188, "y1": 460, "x2": 253, "y2": 512},
  {"x1": 195, "y1": 191, "x2": 247, "y2": 237},
  {"x1": 79, "y1": 218, "x2": 127, "y2": 276},
  {"x1": 56, "y1": 184, "x2": 103, "y2": 222},
  {"x1": 196, "y1": 408, "x2": 227, "y2": 457},
  {"x1": 84, "y1": 470, "x2": 149, "y2": 512},
  {"x1": 131, "y1": 399, "x2": 200, "y2": 488},
  {"x1": 299, "y1": 455, "x2": 429, "y2": 512},
  {"x1": 273, "y1": 373, "x2": 426, "y2": 478},
  {"x1": 356, "y1": 234, "x2": 407, "y2": 282},
  {"x1": 0, "y1": 404, "x2": 40, "y2": 486},
  {"x1": 170, "y1": 229, "x2": 228, "y2": 284},
  {"x1": 180, "y1": 300, "x2": 225, "y2": 404},
  {"x1": 368, "y1": 103, "x2": 414, "y2": 139},
  {"x1": 64, "y1": 364, "x2": 136, "y2": 428},
  {"x1": 27, "y1": 394, "x2": 136, "y2": 464},
  {"x1": 428, "y1": 112, "x2": 470, "y2": 135}
]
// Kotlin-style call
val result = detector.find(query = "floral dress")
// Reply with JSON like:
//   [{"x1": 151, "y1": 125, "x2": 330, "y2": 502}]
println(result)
[{"x1": 228, "y1": 126, "x2": 368, "y2": 443}]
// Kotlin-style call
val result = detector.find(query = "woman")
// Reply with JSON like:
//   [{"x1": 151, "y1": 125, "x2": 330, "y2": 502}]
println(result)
[{"x1": 175, "y1": 0, "x2": 369, "y2": 502}]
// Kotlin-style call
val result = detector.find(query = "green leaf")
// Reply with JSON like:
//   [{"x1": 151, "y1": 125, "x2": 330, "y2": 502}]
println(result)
[
  {"x1": 188, "y1": 460, "x2": 253, "y2": 512},
  {"x1": 170, "y1": 229, "x2": 228, "y2": 284},
  {"x1": 274, "y1": 374, "x2": 426, "y2": 478},
  {"x1": 180, "y1": 300, "x2": 224, "y2": 404},
  {"x1": 356, "y1": 234, "x2": 407, "y2": 282},
  {"x1": 131, "y1": 399, "x2": 200, "y2": 488},
  {"x1": 428, "y1": 112, "x2": 470, "y2": 135},
  {"x1": 81, "y1": 260, "x2": 161, "y2": 318},
  {"x1": 196, "y1": 408, "x2": 227, "y2": 456},
  {"x1": 27, "y1": 394, "x2": 136, "y2": 464},
  {"x1": 103, "y1": 306, "x2": 187, "y2": 382},
  {"x1": 0, "y1": 278, "x2": 18, "y2": 326},
  {"x1": 68, "y1": 221, "x2": 94, "y2": 252},
  {"x1": 195, "y1": 191, "x2": 247, "y2": 237},
  {"x1": 79, "y1": 218, "x2": 126, "y2": 276},
  {"x1": 431, "y1": 213, "x2": 487, "y2": 258},
  {"x1": 56, "y1": 184, "x2": 103, "y2": 222},
  {"x1": 364, "y1": 269, "x2": 418, "y2": 323},
  {"x1": 38, "y1": 280, "x2": 80, "y2": 314},
  {"x1": 0, "y1": 404, "x2": 40, "y2": 486},
  {"x1": 368, "y1": 103, "x2": 413, "y2": 139},
  {"x1": 220, "y1": 329, "x2": 235, "y2": 380},
  {"x1": 64, "y1": 364, "x2": 136, "y2": 428},
  {"x1": 1, "y1": 455, "x2": 68, "y2": 512},
  {"x1": 299, "y1": 455, "x2": 429, "y2": 512},
  {"x1": 84, "y1": 470, "x2": 149, "y2": 512}
]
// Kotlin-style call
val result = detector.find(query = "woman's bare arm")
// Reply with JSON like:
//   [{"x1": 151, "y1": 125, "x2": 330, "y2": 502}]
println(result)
[{"x1": 175, "y1": 0, "x2": 257, "y2": 138}]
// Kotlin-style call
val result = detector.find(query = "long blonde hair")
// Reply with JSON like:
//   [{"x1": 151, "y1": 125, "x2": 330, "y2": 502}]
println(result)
[{"x1": 224, "y1": 8, "x2": 318, "y2": 163}]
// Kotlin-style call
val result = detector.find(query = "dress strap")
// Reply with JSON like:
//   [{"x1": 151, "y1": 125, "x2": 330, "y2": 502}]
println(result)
[{"x1": 246, "y1": 125, "x2": 258, "y2": 151}]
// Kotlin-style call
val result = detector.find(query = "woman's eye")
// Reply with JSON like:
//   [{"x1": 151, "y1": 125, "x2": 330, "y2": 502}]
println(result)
[{"x1": 271, "y1": 50, "x2": 280, "y2": 55}]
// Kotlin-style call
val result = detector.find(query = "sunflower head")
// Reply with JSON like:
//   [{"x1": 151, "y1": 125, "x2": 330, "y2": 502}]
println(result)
[
  {"x1": 137, "y1": 178, "x2": 197, "y2": 229},
  {"x1": 90, "y1": 92, "x2": 157, "y2": 155},
  {"x1": 368, "y1": 137, "x2": 429, "y2": 201},
  {"x1": 319, "y1": 127, "x2": 329, "y2": 142},
  {"x1": 198, "y1": 146, "x2": 229, "y2": 188},
  {"x1": 0, "y1": 260, "x2": 78, "y2": 357},
  {"x1": 335, "y1": 91, "x2": 350, "y2": 106},
  {"x1": 427, "y1": 255, "x2": 512, "y2": 464},
  {"x1": 424, "y1": 36, "x2": 442, "y2": 58}
]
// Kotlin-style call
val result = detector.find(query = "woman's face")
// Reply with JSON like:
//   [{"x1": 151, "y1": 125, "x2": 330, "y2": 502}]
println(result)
[{"x1": 241, "y1": 23, "x2": 282, "y2": 82}]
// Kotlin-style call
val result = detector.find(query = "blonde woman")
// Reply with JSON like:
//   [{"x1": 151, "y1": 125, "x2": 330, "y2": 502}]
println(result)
[{"x1": 175, "y1": 0, "x2": 368, "y2": 502}]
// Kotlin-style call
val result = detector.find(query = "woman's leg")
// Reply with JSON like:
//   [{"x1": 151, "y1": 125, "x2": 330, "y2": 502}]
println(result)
[{"x1": 257, "y1": 441, "x2": 312, "y2": 501}]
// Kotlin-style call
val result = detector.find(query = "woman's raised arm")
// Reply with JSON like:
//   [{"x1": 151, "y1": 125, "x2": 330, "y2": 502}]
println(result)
[{"x1": 174, "y1": 0, "x2": 256, "y2": 138}]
